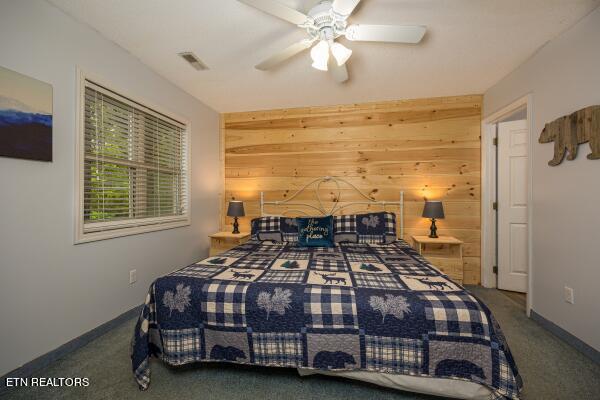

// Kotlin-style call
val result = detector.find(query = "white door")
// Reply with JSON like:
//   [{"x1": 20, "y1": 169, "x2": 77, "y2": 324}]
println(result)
[{"x1": 497, "y1": 120, "x2": 529, "y2": 292}]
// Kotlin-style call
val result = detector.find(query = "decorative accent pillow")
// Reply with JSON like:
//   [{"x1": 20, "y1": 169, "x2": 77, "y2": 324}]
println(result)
[
  {"x1": 297, "y1": 216, "x2": 334, "y2": 247},
  {"x1": 250, "y1": 216, "x2": 299, "y2": 242},
  {"x1": 333, "y1": 211, "x2": 397, "y2": 244}
]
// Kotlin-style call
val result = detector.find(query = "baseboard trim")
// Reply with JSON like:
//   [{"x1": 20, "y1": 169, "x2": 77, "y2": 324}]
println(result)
[
  {"x1": 531, "y1": 309, "x2": 600, "y2": 364},
  {"x1": 0, "y1": 304, "x2": 142, "y2": 394}
]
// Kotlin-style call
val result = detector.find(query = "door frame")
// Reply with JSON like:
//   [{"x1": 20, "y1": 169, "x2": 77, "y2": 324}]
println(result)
[{"x1": 481, "y1": 94, "x2": 533, "y2": 316}]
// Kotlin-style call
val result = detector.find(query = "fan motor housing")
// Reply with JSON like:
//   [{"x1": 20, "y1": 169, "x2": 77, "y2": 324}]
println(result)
[{"x1": 304, "y1": 0, "x2": 346, "y2": 40}]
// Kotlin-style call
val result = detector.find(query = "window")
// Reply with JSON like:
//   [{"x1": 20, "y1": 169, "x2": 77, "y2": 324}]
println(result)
[{"x1": 75, "y1": 75, "x2": 190, "y2": 243}]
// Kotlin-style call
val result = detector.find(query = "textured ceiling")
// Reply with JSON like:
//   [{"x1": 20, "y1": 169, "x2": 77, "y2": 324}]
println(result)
[{"x1": 48, "y1": 0, "x2": 599, "y2": 112}]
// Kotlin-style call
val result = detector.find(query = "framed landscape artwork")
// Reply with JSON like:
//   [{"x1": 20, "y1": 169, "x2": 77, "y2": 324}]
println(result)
[{"x1": 0, "y1": 65, "x2": 52, "y2": 161}]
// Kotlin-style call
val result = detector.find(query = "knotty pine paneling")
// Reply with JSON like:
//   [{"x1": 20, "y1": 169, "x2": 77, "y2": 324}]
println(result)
[{"x1": 221, "y1": 95, "x2": 482, "y2": 284}]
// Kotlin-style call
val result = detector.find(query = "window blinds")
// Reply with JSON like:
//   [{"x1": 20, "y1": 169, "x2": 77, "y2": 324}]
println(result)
[{"x1": 82, "y1": 80, "x2": 188, "y2": 234}]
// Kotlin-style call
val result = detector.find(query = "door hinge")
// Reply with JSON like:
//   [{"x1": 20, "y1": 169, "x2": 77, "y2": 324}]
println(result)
[
  {"x1": 493, "y1": 137, "x2": 498, "y2": 146},
  {"x1": 493, "y1": 266, "x2": 498, "y2": 274},
  {"x1": 492, "y1": 202, "x2": 498, "y2": 211}
]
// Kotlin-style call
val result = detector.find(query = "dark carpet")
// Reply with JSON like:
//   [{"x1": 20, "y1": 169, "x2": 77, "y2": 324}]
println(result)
[{"x1": 2, "y1": 286, "x2": 599, "y2": 400}]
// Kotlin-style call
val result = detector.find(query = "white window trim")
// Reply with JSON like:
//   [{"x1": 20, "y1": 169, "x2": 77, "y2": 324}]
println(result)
[{"x1": 74, "y1": 68, "x2": 191, "y2": 244}]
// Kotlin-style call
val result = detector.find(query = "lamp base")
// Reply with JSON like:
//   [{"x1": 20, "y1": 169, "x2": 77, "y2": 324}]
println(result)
[
  {"x1": 232, "y1": 217, "x2": 240, "y2": 234},
  {"x1": 428, "y1": 218, "x2": 438, "y2": 238}
]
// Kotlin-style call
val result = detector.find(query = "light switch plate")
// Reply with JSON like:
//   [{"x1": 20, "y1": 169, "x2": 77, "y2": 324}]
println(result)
[{"x1": 564, "y1": 286, "x2": 574, "y2": 304}]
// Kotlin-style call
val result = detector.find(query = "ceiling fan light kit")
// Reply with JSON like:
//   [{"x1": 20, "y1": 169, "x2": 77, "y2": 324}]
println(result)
[
  {"x1": 310, "y1": 40, "x2": 351, "y2": 71},
  {"x1": 239, "y1": 0, "x2": 426, "y2": 83}
]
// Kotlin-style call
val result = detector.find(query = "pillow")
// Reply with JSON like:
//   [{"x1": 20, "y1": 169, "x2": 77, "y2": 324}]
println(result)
[
  {"x1": 297, "y1": 216, "x2": 334, "y2": 247},
  {"x1": 333, "y1": 211, "x2": 397, "y2": 244},
  {"x1": 250, "y1": 216, "x2": 299, "y2": 242}
]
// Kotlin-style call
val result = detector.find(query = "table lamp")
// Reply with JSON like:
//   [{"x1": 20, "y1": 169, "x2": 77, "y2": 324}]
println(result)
[
  {"x1": 422, "y1": 201, "x2": 444, "y2": 238},
  {"x1": 227, "y1": 201, "x2": 245, "y2": 234}
]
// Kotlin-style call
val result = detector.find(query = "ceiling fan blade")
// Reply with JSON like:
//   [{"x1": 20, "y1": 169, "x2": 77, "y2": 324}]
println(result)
[
  {"x1": 255, "y1": 39, "x2": 315, "y2": 70},
  {"x1": 331, "y1": 0, "x2": 361, "y2": 17},
  {"x1": 345, "y1": 24, "x2": 426, "y2": 43},
  {"x1": 328, "y1": 57, "x2": 349, "y2": 83},
  {"x1": 238, "y1": 0, "x2": 309, "y2": 25}
]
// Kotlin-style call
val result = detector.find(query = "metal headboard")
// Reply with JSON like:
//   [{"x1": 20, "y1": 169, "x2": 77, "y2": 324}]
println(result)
[{"x1": 260, "y1": 176, "x2": 404, "y2": 238}]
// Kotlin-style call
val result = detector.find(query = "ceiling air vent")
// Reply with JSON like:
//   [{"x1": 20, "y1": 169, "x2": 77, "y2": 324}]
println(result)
[{"x1": 178, "y1": 52, "x2": 209, "y2": 71}]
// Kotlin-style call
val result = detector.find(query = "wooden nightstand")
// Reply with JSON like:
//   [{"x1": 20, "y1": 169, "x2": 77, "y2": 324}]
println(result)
[
  {"x1": 412, "y1": 235, "x2": 464, "y2": 284},
  {"x1": 209, "y1": 232, "x2": 251, "y2": 256}
]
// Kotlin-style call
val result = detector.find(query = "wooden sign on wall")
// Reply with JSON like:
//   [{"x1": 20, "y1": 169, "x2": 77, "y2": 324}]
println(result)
[{"x1": 538, "y1": 105, "x2": 600, "y2": 166}]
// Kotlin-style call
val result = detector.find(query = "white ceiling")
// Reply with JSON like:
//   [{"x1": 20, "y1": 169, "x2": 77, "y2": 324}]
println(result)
[{"x1": 48, "y1": 0, "x2": 599, "y2": 112}]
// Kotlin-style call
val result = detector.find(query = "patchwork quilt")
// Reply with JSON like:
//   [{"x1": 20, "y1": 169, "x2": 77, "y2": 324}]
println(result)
[{"x1": 131, "y1": 240, "x2": 522, "y2": 399}]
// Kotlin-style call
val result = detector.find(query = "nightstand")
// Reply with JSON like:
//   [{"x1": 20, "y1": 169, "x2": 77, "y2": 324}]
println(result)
[
  {"x1": 412, "y1": 235, "x2": 464, "y2": 284},
  {"x1": 209, "y1": 232, "x2": 251, "y2": 256}
]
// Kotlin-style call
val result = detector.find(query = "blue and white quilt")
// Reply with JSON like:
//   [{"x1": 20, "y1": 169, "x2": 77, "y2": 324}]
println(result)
[{"x1": 131, "y1": 240, "x2": 522, "y2": 399}]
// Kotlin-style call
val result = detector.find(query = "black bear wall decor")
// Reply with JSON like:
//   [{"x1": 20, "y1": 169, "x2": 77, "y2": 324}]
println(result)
[{"x1": 539, "y1": 105, "x2": 600, "y2": 166}]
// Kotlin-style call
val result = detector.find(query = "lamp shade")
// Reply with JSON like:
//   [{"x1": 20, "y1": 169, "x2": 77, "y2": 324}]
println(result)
[
  {"x1": 227, "y1": 201, "x2": 245, "y2": 217},
  {"x1": 422, "y1": 201, "x2": 444, "y2": 219},
  {"x1": 330, "y1": 42, "x2": 352, "y2": 66},
  {"x1": 310, "y1": 40, "x2": 329, "y2": 71}
]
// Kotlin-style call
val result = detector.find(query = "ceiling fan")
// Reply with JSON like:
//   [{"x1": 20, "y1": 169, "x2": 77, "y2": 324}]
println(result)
[{"x1": 238, "y1": 0, "x2": 426, "y2": 83}]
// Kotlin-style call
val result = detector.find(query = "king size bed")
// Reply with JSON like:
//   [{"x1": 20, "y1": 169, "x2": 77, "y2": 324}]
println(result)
[{"x1": 131, "y1": 177, "x2": 522, "y2": 400}]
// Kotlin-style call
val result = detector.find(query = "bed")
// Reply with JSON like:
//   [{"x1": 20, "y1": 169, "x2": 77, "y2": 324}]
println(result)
[{"x1": 131, "y1": 177, "x2": 522, "y2": 399}]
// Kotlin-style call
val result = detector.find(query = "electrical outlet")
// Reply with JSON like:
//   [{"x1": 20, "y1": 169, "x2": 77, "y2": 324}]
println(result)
[
  {"x1": 129, "y1": 269, "x2": 137, "y2": 285},
  {"x1": 564, "y1": 286, "x2": 574, "y2": 304}
]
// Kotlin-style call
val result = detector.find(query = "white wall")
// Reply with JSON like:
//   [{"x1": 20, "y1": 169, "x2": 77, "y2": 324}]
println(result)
[
  {"x1": 484, "y1": 7, "x2": 600, "y2": 351},
  {"x1": 0, "y1": 0, "x2": 221, "y2": 376}
]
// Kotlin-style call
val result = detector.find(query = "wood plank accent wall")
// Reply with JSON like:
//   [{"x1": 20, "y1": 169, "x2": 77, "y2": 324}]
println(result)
[{"x1": 221, "y1": 95, "x2": 483, "y2": 284}]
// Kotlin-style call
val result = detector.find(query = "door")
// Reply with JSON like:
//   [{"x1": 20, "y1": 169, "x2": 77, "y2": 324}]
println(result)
[{"x1": 497, "y1": 119, "x2": 529, "y2": 292}]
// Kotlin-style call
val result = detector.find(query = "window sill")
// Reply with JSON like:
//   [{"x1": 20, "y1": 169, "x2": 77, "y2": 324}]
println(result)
[{"x1": 75, "y1": 217, "x2": 190, "y2": 244}]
